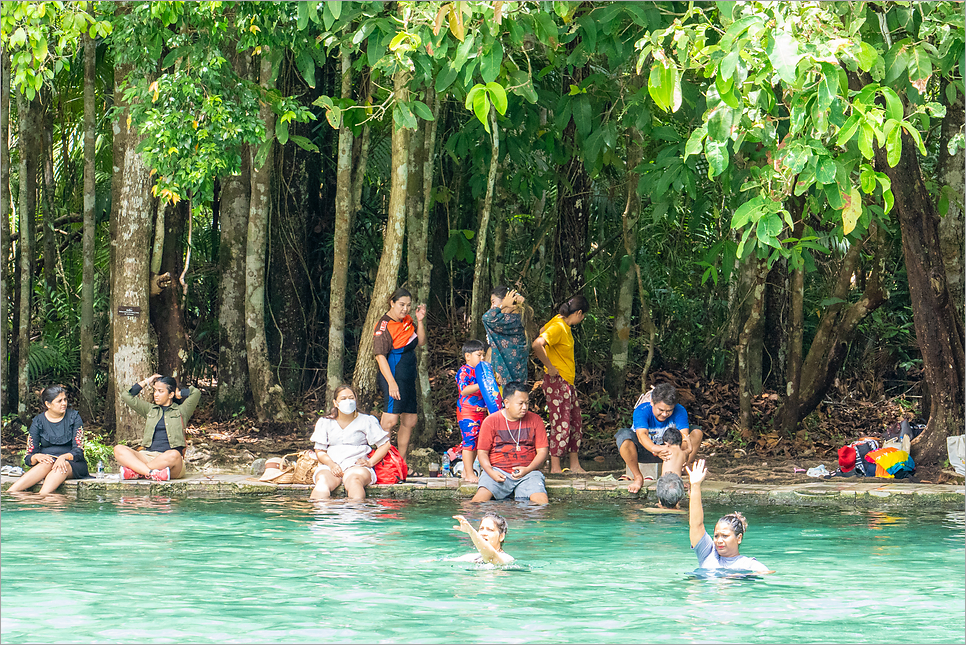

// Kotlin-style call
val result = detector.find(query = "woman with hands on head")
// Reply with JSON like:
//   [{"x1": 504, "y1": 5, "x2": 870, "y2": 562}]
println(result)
[
  {"x1": 686, "y1": 459, "x2": 772, "y2": 574},
  {"x1": 309, "y1": 385, "x2": 391, "y2": 501},
  {"x1": 453, "y1": 513, "x2": 514, "y2": 565},
  {"x1": 482, "y1": 285, "x2": 531, "y2": 385},
  {"x1": 8, "y1": 386, "x2": 88, "y2": 494},
  {"x1": 372, "y1": 288, "x2": 427, "y2": 464}
]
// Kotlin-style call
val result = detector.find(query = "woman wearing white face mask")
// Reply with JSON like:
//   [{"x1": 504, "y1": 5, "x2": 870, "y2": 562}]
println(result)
[{"x1": 309, "y1": 385, "x2": 392, "y2": 500}]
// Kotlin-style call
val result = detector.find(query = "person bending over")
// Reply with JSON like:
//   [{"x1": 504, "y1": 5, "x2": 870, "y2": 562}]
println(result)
[
  {"x1": 452, "y1": 513, "x2": 514, "y2": 564},
  {"x1": 8, "y1": 386, "x2": 88, "y2": 494},
  {"x1": 686, "y1": 459, "x2": 771, "y2": 573},
  {"x1": 472, "y1": 381, "x2": 549, "y2": 505},
  {"x1": 616, "y1": 383, "x2": 703, "y2": 493},
  {"x1": 309, "y1": 385, "x2": 391, "y2": 501},
  {"x1": 115, "y1": 374, "x2": 201, "y2": 481}
]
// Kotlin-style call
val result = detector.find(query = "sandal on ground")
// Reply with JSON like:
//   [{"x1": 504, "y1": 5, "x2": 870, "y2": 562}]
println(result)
[{"x1": 617, "y1": 475, "x2": 633, "y2": 482}]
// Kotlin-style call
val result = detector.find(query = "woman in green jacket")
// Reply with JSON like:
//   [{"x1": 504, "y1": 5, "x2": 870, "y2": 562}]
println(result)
[{"x1": 113, "y1": 374, "x2": 201, "y2": 481}]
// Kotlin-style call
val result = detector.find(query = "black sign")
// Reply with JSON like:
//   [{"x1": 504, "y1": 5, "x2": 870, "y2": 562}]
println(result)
[{"x1": 117, "y1": 306, "x2": 142, "y2": 318}]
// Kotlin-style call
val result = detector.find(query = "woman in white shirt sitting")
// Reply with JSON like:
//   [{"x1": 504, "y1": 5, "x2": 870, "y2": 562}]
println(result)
[{"x1": 310, "y1": 385, "x2": 391, "y2": 500}]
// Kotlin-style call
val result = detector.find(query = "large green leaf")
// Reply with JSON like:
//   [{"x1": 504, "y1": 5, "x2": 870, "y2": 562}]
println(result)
[
  {"x1": 435, "y1": 63, "x2": 458, "y2": 93},
  {"x1": 766, "y1": 30, "x2": 801, "y2": 84},
  {"x1": 842, "y1": 186, "x2": 862, "y2": 235},
  {"x1": 816, "y1": 157, "x2": 837, "y2": 184},
  {"x1": 756, "y1": 212, "x2": 783, "y2": 248},
  {"x1": 486, "y1": 81, "x2": 508, "y2": 115},
  {"x1": 480, "y1": 40, "x2": 504, "y2": 83},
  {"x1": 705, "y1": 139, "x2": 729, "y2": 177},
  {"x1": 648, "y1": 57, "x2": 681, "y2": 113},
  {"x1": 855, "y1": 42, "x2": 878, "y2": 72},
  {"x1": 731, "y1": 196, "x2": 766, "y2": 229},
  {"x1": 707, "y1": 104, "x2": 735, "y2": 141}
]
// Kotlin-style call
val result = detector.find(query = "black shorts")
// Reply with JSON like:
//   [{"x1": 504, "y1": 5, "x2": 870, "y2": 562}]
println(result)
[
  {"x1": 615, "y1": 428, "x2": 661, "y2": 463},
  {"x1": 377, "y1": 348, "x2": 418, "y2": 415},
  {"x1": 68, "y1": 459, "x2": 90, "y2": 479}
]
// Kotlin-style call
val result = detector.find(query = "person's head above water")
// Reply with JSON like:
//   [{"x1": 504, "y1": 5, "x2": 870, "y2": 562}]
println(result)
[
  {"x1": 557, "y1": 294, "x2": 589, "y2": 325},
  {"x1": 501, "y1": 381, "x2": 529, "y2": 421},
  {"x1": 650, "y1": 383, "x2": 678, "y2": 423},
  {"x1": 478, "y1": 512, "x2": 508, "y2": 550},
  {"x1": 713, "y1": 511, "x2": 748, "y2": 558},
  {"x1": 656, "y1": 473, "x2": 685, "y2": 509}
]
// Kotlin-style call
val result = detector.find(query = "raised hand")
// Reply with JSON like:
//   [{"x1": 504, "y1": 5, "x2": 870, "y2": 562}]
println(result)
[
  {"x1": 685, "y1": 458, "x2": 708, "y2": 486},
  {"x1": 414, "y1": 303, "x2": 427, "y2": 322},
  {"x1": 452, "y1": 514, "x2": 472, "y2": 533}
]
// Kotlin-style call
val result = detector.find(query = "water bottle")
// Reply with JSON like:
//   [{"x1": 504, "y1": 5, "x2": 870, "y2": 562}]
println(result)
[
  {"x1": 96, "y1": 461, "x2": 104, "y2": 478},
  {"x1": 442, "y1": 454, "x2": 451, "y2": 478}
]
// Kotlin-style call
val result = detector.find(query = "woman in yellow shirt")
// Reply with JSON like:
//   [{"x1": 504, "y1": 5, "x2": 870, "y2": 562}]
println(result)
[{"x1": 532, "y1": 295, "x2": 589, "y2": 474}]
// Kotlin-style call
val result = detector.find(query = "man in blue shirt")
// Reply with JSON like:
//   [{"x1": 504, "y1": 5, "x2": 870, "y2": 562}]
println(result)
[{"x1": 615, "y1": 383, "x2": 703, "y2": 493}]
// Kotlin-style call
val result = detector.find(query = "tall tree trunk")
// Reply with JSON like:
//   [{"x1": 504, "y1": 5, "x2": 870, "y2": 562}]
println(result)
[
  {"x1": 491, "y1": 212, "x2": 506, "y2": 289},
  {"x1": 877, "y1": 131, "x2": 965, "y2": 465},
  {"x1": 778, "y1": 213, "x2": 805, "y2": 436},
  {"x1": 937, "y1": 89, "x2": 964, "y2": 323},
  {"x1": 325, "y1": 46, "x2": 355, "y2": 403},
  {"x1": 246, "y1": 52, "x2": 291, "y2": 422},
  {"x1": 111, "y1": 76, "x2": 155, "y2": 443},
  {"x1": 469, "y1": 107, "x2": 500, "y2": 340},
  {"x1": 0, "y1": 52, "x2": 10, "y2": 415},
  {"x1": 737, "y1": 259, "x2": 767, "y2": 435},
  {"x1": 606, "y1": 127, "x2": 642, "y2": 399},
  {"x1": 353, "y1": 69, "x2": 410, "y2": 405},
  {"x1": 408, "y1": 89, "x2": 439, "y2": 448},
  {"x1": 41, "y1": 96, "x2": 57, "y2": 302},
  {"x1": 150, "y1": 200, "x2": 187, "y2": 378},
  {"x1": 15, "y1": 93, "x2": 40, "y2": 416},
  {"x1": 214, "y1": 47, "x2": 253, "y2": 417},
  {"x1": 79, "y1": 32, "x2": 96, "y2": 419},
  {"x1": 795, "y1": 226, "x2": 888, "y2": 416}
]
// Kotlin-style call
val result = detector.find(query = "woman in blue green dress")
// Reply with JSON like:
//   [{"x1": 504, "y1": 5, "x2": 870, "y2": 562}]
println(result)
[{"x1": 481, "y1": 286, "x2": 532, "y2": 386}]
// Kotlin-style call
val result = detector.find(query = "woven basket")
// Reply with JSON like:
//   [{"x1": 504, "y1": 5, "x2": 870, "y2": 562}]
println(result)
[{"x1": 292, "y1": 450, "x2": 318, "y2": 485}]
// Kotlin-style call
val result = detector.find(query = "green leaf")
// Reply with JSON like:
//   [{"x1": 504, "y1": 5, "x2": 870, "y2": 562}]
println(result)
[
  {"x1": 254, "y1": 140, "x2": 272, "y2": 169},
  {"x1": 766, "y1": 30, "x2": 801, "y2": 84},
  {"x1": 756, "y1": 213, "x2": 783, "y2": 248},
  {"x1": 908, "y1": 46, "x2": 933, "y2": 84},
  {"x1": 298, "y1": 2, "x2": 309, "y2": 30},
  {"x1": 858, "y1": 123, "x2": 874, "y2": 159},
  {"x1": 289, "y1": 135, "x2": 319, "y2": 153},
  {"x1": 480, "y1": 41, "x2": 504, "y2": 84},
  {"x1": 719, "y1": 51, "x2": 740, "y2": 81},
  {"x1": 393, "y1": 103, "x2": 418, "y2": 131},
  {"x1": 436, "y1": 64, "x2": 458, "y2": 93},
  {"x1": 705, "y1": 139, "x2": 729, "y2": 177},
  {"x1": 901, "y1": 122, "x2": 927, "y2": 156},
  {"x1": 473, "y1": 91, "x2": 491, "y2": 132},
  {"x1": 325, "y1": 106, "x2": 342, "y2": 129},
  {"x1": 329, "y1": 1, "x2": 342, "y2": 20},
  {"x1": 886, "y1": 124, "x2": 902, "y2": 167},
  {"x1": 836, "y1": 113, "x2": 861, "y2": 147},
  {"x1": 297, "y1": 50, "x2": 316, "y2": 88},
  {"x1": 926, "y1": 102, "x2": 947, "y2": 118},
  {"x1": 707, "y1": 104, "x2": 735, "y2": 141},
  {"x1": 276, "y1": 120, "x2": 289, "y2": 145},
  {"x1": 855, "y1": 42, "x2": 878, "y2": 72},
  {"x1": 880, "y1": 87, "x2": 903, "y2": 122},
  {"x1": 684, "y1": 127, "x2": 706, "y2": 159},
  {"x1": 842, "y1": 186, "x2": 861, "y2": 235},
  {"x1": 731, "y1": 196, "x2": 766, "y2": 229},
  {"x1": 885, "y1": 40, "x2": 910, "y2": 84},
  {"x1": 736, "y1": 226, "x2": 754, "y2": 259},
  {"x1": 816, "y1": 157, "x2": 837, "y2": 184},
  {"x1": 573, "y1": 95, "x2": 592, "y2": 136},
  {"x1": 411, "y1": 100, "x2": 434, "y2": 121},
  {"x1": 825, "y1": 183, "x2": 844, "y2": 209},
  {"x1": 485, "y1": 82, "x2": 508, "y2": 115},
  {"x1": 883, "y1": 188, "x2": 894, "y2": 214},
  {"x1": 860, "y1": 165, "x2": 876, "y2": 194},
  {"x1": 648, "y1": 58, "x2": 680, "y2": 113}
]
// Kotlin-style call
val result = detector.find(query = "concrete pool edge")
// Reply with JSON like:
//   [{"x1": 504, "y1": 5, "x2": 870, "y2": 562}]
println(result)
[{"x1": 2, "y1": 474, "x2": 963, "y2": 509}]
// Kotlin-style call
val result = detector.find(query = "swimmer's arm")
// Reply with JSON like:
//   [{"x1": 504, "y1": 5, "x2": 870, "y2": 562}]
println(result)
[
  {"x1": 636, "y1": 428, "x2": 668, "y2": 459},
  {"x1": 686, "y1": 459, "x2": 708, "y2": 548},
  {"x1": 453, "y1": 515, "x2": 512, "y2": 565}
]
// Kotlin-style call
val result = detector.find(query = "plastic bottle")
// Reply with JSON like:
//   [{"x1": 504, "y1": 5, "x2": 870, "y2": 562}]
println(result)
[
  {"x1": 96, "y1": 461, "x2": 104, "y2": 478},
  {"x1": 442, "y1": 454, "x2": 451, "y2": 478}
]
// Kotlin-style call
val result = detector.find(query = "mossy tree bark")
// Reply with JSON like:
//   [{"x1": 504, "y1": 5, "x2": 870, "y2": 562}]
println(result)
[
  {"x1": 15, "y1": 92, "x2": 40, "y2": 417},
  {"x1": 0, "y1": 52, "x2": 10, "y2": 415},
  {"x1": 469, "y1": 107, "x2": 501, "y2": 341},
  {"x1": 79, "y1": 33, "x2": 96, "y2": 419}
]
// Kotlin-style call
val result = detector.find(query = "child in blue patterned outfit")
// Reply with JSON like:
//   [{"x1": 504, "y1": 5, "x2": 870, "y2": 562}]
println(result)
[{"x1": 455, "y1": 339, "x2": 489, "y2": 483}]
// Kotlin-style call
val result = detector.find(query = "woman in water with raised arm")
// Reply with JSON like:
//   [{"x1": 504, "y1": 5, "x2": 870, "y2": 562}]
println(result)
[
  {"x1": 686, "y1": 459, "x2": 772, "y2": 573},
  {"x1": 452, "y1": 513, "x2": 514, "y2": 565}
]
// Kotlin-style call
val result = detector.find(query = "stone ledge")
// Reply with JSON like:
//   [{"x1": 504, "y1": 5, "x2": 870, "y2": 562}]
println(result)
[{"x1": 2, "y1": 474, "x2": 962, "y2": 509}]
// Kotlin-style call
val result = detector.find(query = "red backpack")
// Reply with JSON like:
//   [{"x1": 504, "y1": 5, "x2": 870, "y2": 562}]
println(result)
[{"x1": 370, "y1": 445, "x2": 407, "y2": 484}]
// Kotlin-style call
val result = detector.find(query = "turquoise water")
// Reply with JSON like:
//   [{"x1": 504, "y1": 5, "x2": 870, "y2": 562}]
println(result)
[{"x1": 1, "y1": 494, "x2": 963, "y2": 644}]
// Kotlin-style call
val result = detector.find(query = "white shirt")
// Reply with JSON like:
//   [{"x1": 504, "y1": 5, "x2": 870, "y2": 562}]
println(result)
[{"x1": 310, "y1": 414, "x2": 390, "y2": 471}]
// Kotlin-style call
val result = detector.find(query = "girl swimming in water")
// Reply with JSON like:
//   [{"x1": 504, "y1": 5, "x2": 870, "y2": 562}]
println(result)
[{"x1": 452, "y1": 513, "x2": 514, "y2": 565}]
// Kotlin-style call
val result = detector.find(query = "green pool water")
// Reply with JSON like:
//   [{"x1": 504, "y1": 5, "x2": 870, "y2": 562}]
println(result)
[{"x1": 1, "y1": 494, "x2": 963, "y2": 644}]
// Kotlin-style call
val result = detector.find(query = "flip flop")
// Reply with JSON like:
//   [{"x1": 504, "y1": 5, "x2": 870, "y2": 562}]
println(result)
[
  {"x1": 617, "y1": 475, "x2": 633, "y2": 482},
  {"x1": 561, "y1": 468, "x2": 571, "y2": 474}
]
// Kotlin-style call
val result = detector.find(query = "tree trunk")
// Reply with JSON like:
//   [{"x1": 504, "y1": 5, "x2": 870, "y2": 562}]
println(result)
[
  {"x1": 41, "y1": 96, "x2": 57, "y2": 302},
  {"x1": 737, "y1": 259, "x2": 767, "y2": 435},
  {"x1": 79, "y1": 32, "x2": 96, "y2": 419},
  {"x1": 937, "y1": 90, "x2": 964, "y2": 323},
  {"x1": 878, "y1": 130, "x2": 965, "y2": 464},
  {"x1": 15, "y1": 93, "x2": 40, "y2": 416},
  {"x1": 353, "y1": 69, "x2": 410, "y2": 405},
  {"x1": 778, "y1": 214, "x2": 805, "y2": 436},
  {"x1": 795, "y1": 226, "x2": 888, "y2": 416},
  {"x1": 408, "y1": 89, "x2": 439, "y2": 448},
  {"x1": 0, "y1": 52, "x2": 10, "y2": 414},
  {"x1": 606, "y1": 127, "x2": 642, "y2": 399},
  {"x1": 491, "y1": 211, "x2": 506, "y2": 289},
  {"x1": 469, "y1": 107, "x2": 500, "y2": 340},
  {"x1": 150, "y1": 200, "x2": 187, "y2": 378},
  {"x1": 325, "y1": 46, "x2": 355, "y2": 403},
  {"x1": 246, "y1": 52, "x2": 292, "y2": 423},
  {"x1": 111, "y1": 78, "x2": 155, "y2": 443}
]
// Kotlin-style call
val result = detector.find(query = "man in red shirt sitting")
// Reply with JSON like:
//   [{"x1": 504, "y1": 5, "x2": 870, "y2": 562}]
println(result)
[{"x1": 472, "y1": 381, "x2": 550, "y2": 505}]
